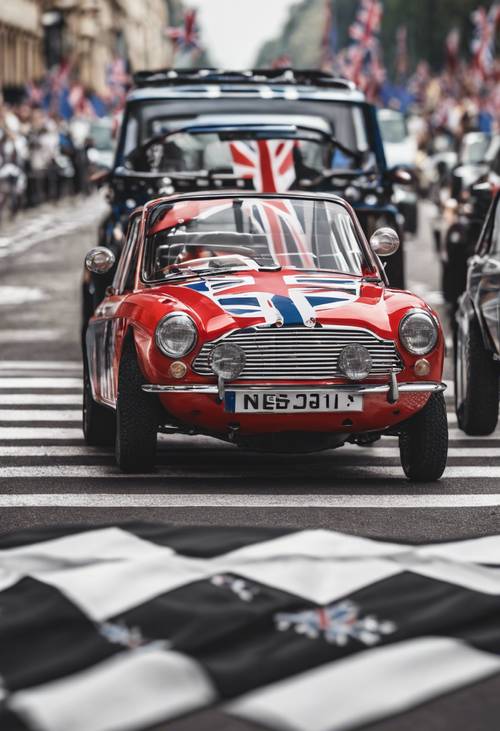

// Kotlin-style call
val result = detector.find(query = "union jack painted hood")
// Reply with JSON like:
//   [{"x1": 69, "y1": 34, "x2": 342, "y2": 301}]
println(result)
[{"x1": 147, "y1": 267, "x2": 405, "y2": 342}]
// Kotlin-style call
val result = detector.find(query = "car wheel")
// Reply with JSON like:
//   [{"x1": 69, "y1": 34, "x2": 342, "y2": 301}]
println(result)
[
  {"x1": 455, "y1": 313, "x2": 499, "y2": 435},
  {"x1": 115, "y1": 338, "x2": 160, "y2": 473},
  {"x1": 83, "y1": 364, "x2": 116, "y2": 446},
  {"x1": 399, "y1": 392, "x2": 448, "y2": 481}
]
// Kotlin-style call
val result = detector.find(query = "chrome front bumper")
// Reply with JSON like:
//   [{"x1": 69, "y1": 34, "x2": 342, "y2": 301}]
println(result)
[{"x1": 142, "y1": 381, "x2": 446, "y2": 396}]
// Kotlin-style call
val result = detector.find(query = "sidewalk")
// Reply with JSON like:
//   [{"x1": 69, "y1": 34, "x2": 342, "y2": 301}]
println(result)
[{"x1": 0, "y1": 192, "x2": 108, "y2": 261}]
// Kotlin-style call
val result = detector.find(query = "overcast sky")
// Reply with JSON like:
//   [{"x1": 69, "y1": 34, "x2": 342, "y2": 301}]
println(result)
[{"x1": 188, "y1": 0, "x2": 298, "y2": 68}]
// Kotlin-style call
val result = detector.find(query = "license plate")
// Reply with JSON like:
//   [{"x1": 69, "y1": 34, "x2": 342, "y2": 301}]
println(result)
[{"x1": 225, "y1": 391, "x2": 363, "y2": 413}]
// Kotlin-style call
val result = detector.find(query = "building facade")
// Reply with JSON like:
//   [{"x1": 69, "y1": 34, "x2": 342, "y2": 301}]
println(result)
[
  {"x1": 1, "y1": 0, "x2": 175, "y2": 93},
  {"x1": 0, "y1": 0, "x2": 44, "y2": 87}
]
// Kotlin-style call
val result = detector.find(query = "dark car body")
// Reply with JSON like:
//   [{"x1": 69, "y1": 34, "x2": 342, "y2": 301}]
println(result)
[
  {"x1": 438, "y1": 134, "x2": 500, "y2": 307},
  {"x1": 455, "y1": 191, "x2": 500, "y2": 435},
  {"x1": 83, "y1": 69, "x2": 409, "y2": 328}
]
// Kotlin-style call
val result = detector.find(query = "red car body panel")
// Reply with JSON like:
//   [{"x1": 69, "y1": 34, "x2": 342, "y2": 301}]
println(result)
[{"x1": 86, "y1": 192, "x2": 445, "y2": 443}]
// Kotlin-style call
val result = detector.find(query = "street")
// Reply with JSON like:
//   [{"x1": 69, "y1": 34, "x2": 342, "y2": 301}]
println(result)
[{"x1": 0, "y1": 193, "x2": 498, "y2": 542}]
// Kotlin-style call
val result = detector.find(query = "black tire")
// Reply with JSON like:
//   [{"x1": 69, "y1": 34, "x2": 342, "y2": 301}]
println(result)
[
  {"x1": 83, "y1": 364, "x2": 116, "y2": 446},
  {"x1": 455, "y1": 313, "x2": 499, "y2": 435},
  {"x1": 399, "y1": 392, "x2": 448, "y2": 481},
  {"x1": 115, "y1": 337, "x2": 160, "y2": 473}
]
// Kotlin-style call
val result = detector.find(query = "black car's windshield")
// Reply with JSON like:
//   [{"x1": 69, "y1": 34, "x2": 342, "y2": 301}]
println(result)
[
  {"x1": 143, "y1": 196, "x2": 366, "y2": 282},
  {"x1": 120, "y1": 102, "x2": 372, "y2": 168},
  {"x1": 125, "y1": 129, "x2": 344, "y2": 184}
]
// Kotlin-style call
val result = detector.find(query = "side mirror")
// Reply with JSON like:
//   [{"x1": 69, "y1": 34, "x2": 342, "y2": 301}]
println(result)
[
  {"x1": 85, "y1": 247, "x2": 116, "y2": 274},
  {"x1": 370, "y1": 227, "x2": 400, "y2": 257}
]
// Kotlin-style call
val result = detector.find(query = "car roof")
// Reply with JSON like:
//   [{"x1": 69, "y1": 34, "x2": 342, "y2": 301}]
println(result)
[
  {"x1": 128, "y1": 86, "x2": 366, "y2": 104},
  {"x1": 127, "y1": 68, "x2": 366, "y2": 105},
  {"x1": 140, "y1": 190, "x2": 353, "y2": 215}
]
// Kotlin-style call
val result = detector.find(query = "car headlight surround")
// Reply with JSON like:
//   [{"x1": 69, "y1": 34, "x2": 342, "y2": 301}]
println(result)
[
  {"x1": 399, "y1": 310, "x2": 438, "y2": 355},
  {"x1": 338, "y1": 343, "x2": 372, "y2": 381},
  {"x1": 209, "y1": 343, "x2": 246, "y2": 381},
  {"x1": 155, "y1": 313, "x2": 198, "y2": 358}
]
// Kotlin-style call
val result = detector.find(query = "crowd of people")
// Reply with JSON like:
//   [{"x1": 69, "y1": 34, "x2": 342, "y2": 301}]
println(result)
[{"x1": 0, "y1": 97, "x2": 112, "y2": 223}]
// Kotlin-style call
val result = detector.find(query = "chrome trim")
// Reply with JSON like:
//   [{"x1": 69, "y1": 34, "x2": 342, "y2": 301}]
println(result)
[
  {"x1": 142, "y1": 381, "x2": 446, "y2": 395},
  {"x1": 192, "y1": 325, "x2": 402, "y2": 380}
]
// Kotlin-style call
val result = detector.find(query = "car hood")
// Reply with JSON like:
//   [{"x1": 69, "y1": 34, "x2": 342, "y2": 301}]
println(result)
[{"x1": 149, "y1": 269, "x2": 398, "y2": 340}]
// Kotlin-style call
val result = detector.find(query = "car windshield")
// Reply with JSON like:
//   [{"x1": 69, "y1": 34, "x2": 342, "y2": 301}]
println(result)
[
  {"x1": 143, "y1": 196, "x2": 366, "y2": 282},
  {"x1": 119, "y1": 101, "x2": 372, "y2": 167},
  {"x1": 125, "y1": 129, "x2": 340, "y2": 180},
  {"x1": 378, "y1": 113, "x2": 407, "y2": 144},
  {"x1": 460, "y1": 133, "x2": 490, "y2": 165}
]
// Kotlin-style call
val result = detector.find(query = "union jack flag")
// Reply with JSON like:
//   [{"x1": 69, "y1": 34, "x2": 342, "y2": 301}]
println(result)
[
  {"x1": 229, "y1": 140, "x2": 296, "y2": 194},
  {"x1": 185, "y1": 273, "x2": 359, "y2": 327},
  {"x1": 471, "y1": 4, "x2": 500, "y2": 79},
  {"x1": 166, "y1": 9, "x2": 201, "y2": 52},
  {"x1": 347, "y1": 0, "x2": 384, "y2": 87},
  {"x1": 275, "y1": 600, "x2": 396, "y2": 646}
]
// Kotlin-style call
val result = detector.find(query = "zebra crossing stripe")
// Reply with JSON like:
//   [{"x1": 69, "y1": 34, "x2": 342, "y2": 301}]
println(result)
[
  {"x1": 0, "y1": 361, "x2": 81, "y2": 371},
  {"x1": 0, "y1": 378, "x2": 82, "y2": 389},
  {"x1": 0, "y1": 330, "x2": 63, "y2": 343},
  {"x1": 0, "y1": 410, "x2": 82, "y2": 422},
  {"x1": 0, "y1": 394, "x2": 81, "y2": 405},
  {"x1": 0, "y1": 445, "x2": 498, "y2": 459},
  {"x1": 1, "y1": 493, "x2": 500, "y2": 508},
  {"x1": 0, "y1": 465, "x2": 498, "y2": 479}
]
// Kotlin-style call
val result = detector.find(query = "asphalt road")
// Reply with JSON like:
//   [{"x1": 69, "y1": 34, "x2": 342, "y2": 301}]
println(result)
[
  {"x1": 1, "y1": 193, "x2": 500, "y2": 730},
  {"x1": 0, "y1": 193, "x2": 499, "y2": 542}
]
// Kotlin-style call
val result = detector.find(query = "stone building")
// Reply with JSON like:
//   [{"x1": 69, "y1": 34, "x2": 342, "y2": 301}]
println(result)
[
  {"x1": 0, "y1": 1, "x2": 44, "y2": 86},
  {"x1": 42, "y1": 0, "x2": 174, "y2": 94},
  {"x1": 1, "y1": 0, "x2": 175, "y2": 93}
]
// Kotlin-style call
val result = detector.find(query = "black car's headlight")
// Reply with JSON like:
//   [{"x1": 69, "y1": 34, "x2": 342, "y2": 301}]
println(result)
[
  {"x1": 155, "y1": 313, "x2": 197, "y2": 358},
  {"x1": 399, "y1": 311, "x2": 438, "y2": 355}
]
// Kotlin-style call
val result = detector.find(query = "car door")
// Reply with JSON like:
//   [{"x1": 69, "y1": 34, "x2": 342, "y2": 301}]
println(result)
[
  {"x1": 87, "y1": 214, "x2": 142, "y2": 407},
  {"x1": 474, "y1": 193, "x2": 500, "y2": 354}
]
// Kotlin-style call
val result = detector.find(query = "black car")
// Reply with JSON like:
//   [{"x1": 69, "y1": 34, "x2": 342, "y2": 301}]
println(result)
[
  {"x1": 84, "y1": 68, "x2": 410, "y2": 328},
  {"x1": 439, "y1": 133, "x2": 500, "y2": 308},
  {"x1": 455, "y1": 190, "x2": 500, "y2": 435}
]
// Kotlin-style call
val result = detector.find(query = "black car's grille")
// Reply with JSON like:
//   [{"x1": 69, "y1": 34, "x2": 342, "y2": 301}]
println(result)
[{"x1": 192, "y1": 327, "x2": 402, "y2": 380}]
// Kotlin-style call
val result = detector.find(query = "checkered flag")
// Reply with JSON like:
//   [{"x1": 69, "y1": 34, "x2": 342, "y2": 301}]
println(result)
[{"x1": 2, "y1": 523, "x2": 500, "y2": 730}]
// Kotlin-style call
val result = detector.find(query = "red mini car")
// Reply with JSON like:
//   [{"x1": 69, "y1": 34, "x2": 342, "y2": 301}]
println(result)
[{"x1": 84, "y1": 192, "x2": 447, "y2": 480}]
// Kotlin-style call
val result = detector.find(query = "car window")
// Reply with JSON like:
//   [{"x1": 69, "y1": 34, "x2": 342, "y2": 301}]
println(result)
[
  {"x1": 113, "y1": 216, "x2": 140, "y2": 293},
  {"x1": 142, "y1": 196, "x2": 366, "y2": 282},
  {"x1": 120, "y1": 99, "x2": 372, "y2": 161},
  {"x1": 490, "y1": 198, "x2": 500, "y2": 257}
]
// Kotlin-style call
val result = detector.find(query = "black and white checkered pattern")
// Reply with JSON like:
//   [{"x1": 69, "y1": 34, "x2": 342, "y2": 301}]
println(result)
[{"x1": 1, "y1": 523, "x2": 500, "y2": 731}]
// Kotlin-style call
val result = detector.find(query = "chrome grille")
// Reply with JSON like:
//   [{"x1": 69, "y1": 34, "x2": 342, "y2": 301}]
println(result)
[{"x1": 192, "y1": 327, "x2": 402, "y2": 380}]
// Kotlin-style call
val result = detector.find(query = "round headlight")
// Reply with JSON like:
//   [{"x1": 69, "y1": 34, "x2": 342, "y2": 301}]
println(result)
[
  {"x1": 338, "y1": 344, "x2": 372, "y2": 381},
  {"x1": 209, "y1": 343, "x2": 246, "y2": 380},
  {"x1": 399, "y1": 311, "x2": 438, "y2": 355},
  {"x1": 155, "y1": 313, "x2": 197, "y2": 358}
]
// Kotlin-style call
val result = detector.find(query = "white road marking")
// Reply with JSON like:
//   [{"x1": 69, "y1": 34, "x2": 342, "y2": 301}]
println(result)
[
  {"x1": 0, "y1": 286, "x2": 46, "y2": 305},
  {"x1": 0, "y1": 378, "x2": 82, "y2": 389},
  {"x1": 0, "y1": 330, "x2": 64, "y2": 343},
  {"x1": 0, "y1": 428, "x2": 83, "y2": 440},
  {"x1": 1, "y1": 493, "x2": 500, "y2": 508},
  {"x1": 0, "y1": 361, "x2": 81, "y2": 371},
  {"x1": 0, "y1": 410, "x2": 81, "y2": 422},
  {"x1": 0, "y1": 465, "x2": 497, "y2": 479},
  {"x1": 341, "y1": 447, "x2": 500, "y2": 458},
  {"x1": 0, "y1": 394, "x2": 81, "y2": 405},
  {"x1": 0, "y1": 446, "x2": 107, "y2": 456},
  {"x1": 0, "y1": 427, "x2": 497, "y2": 442},
  {"x1": 0, "y1": 446, "x2": 497, "y2": 459}
]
